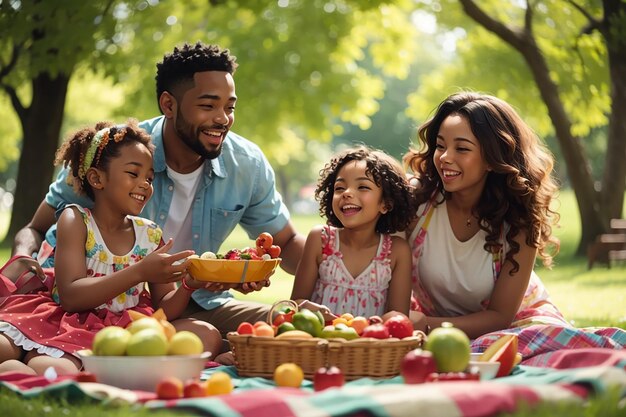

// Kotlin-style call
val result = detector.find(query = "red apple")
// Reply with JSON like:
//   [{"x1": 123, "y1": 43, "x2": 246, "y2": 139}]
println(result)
[
  {"x1": 383, "y1": 314, "x2": 413, "y2": 339},
  {"x1": 368, "y1": 315, "x2": 383, "y2": 325},
  {"x1": 183, "y1": 379, "x2": 207, "y2": 398},
  {"x1": 313, "y1": 366, "x2": 345, "y2": 391},
  {"x1": 360, "y1": 323, "x2": 390, "y2": 339},
  {"x1": 400, "y1": 349, "x2": 437, "y2": 384},
  {"x1": 156, "y1": 376, "x2": 184, "y2": 399}
]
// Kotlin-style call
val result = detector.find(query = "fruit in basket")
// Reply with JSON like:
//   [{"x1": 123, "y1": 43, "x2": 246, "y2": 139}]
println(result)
[
  {"x1": 236, "y1": 322, "x2": 255, "y2": 335},
  {"x1": 272, "y1": 305, "x2": 296, "y2": 326},
  {"x1": 206, "y1": 371, "x2": 233, "y2": 395},
  {"x1": 156, "y1": 376, "x2": 184, "y2": 399},
  {"x1": 276, "y1": 322, "x2": 296, "y2": 335},
  {"x1": 253, "y1": 322, "x2": 275, "y2": 337},
  {"x1": 424, "y1": 322, "x2": 470, "y2": 372},
  {"x1": 368, "y1": 315, "x2": 383, "y2": 325},
  {"x1": 274, "y1": 363, "x2": 304, "y2": 388},
  {"x1": 478, "y1": 334, "x2": 519, "y2": 377},
  {"x1": 126, "y1": 328, "x2": 168, "y2": 356},
  {"x1": 275, "y1": 329, "x2": 314, "y2": 339},
  {"x1": 92, "y1": 326, "x2": 131, "y2": 356},
  {"x1": 183, "y1": 379, "x2": 207, "y2": 398},
  {"x1": 360, "y1": 323, "x2": 390, "y2": 339},
  {"x1": 320, "y1": 323, "x2": 359, "y2": 340},
  {"x1": 383, "y1": 314, "x2": 414, "y2": 339},
  {"x1": 168, "y1": 331, "x2": 204, "y2": 355},
  {"x1": 347, "y1": 316, "x2": 369, "y2": 335},
  {"x1": 400, "y1": 349, "x2": 437, "y2": 384},
  {"x1": 313, "y1": 366, "x2": 345, "y2": 391},
  {"x1": 292, "y1": 308, "x2": 324, "y2": 337}
]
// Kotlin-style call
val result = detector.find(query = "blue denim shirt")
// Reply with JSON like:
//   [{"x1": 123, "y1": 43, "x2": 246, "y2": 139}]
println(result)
[{"x1": 45, "y1": 115, "x2": 290, "y2": 309}]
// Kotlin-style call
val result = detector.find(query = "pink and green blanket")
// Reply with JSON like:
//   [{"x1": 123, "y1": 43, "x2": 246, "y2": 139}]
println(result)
[{"x1": 1, "y1": 348, "x2": 624, "y2": 417}]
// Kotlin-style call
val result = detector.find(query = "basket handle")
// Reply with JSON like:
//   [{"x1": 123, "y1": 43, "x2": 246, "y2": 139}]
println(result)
[{"x1": 266, "y1": 299, "x2": 299, "y2": 324}]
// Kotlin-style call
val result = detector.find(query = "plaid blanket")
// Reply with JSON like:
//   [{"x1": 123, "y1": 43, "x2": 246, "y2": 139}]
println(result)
[
  {"x1": 471, "y1": 303, "x2": 626, "y2": 367},
  {"x1": 1, "y1": 348, "x2": 624, "y2": 417}
]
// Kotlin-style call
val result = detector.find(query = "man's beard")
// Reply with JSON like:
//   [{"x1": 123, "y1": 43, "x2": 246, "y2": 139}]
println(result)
[{"x1": 175, "y1": 108, "x2": 223, "y2": 160}]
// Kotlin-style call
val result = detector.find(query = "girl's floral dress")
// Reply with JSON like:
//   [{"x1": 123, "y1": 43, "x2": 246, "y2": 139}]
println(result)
[
  {"x1": 311, "y1": 226, "x2": 393, "y2": 317},
  {"x1": 0, "y1": 205, "x2": 161, "y2": 359}
]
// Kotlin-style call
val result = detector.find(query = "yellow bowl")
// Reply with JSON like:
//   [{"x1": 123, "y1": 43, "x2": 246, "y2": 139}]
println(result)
[{"x1": 188, "y1": 258, "x2": 281, "y2": 283}]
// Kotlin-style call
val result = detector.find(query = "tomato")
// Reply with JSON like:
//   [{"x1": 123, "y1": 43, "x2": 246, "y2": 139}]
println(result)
[
  {"x1": 236, "y1": 322, "x2": 255, "y2": 335},
  {"x1": 266, "y1": 245, "x2": 281, "y2": 258},
  {"x1": 292, "y1": 308, "x2": 323, "y2": 337},
  {"x1": 272, "y1": 307, "x2": 295, "y2": 326},
  {"x1": 256, "y1": 232, "x2": 274, "y2": 250}
]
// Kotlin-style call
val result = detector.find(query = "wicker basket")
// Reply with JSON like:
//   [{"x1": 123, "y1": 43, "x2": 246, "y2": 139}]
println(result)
[{"x1": 227, "y1": 300, "x2": 425, "y2": 380}]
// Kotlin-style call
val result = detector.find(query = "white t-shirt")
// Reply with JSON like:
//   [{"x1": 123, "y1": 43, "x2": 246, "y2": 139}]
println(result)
[
  {"x1": 162, "y1": 162, "x2": 204, "y2": 253},
  {"x1": 411, "y1": 201, "x2": 494, "y2": 316}
]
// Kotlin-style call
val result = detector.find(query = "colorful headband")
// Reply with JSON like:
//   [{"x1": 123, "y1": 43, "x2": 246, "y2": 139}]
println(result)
[{"x1": 78, "y1": 125, "x2": 127, "y2": 180}]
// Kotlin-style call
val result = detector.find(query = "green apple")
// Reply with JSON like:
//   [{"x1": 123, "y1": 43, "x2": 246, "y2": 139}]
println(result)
[
  {"x1": 126, "y1": 328, "x2": 168, "y2": 356},
  {"x1": 92, "y1": 326, "x2": 131, "y2": 356},
  {"x1": 167, "y1": 331, "x2": 204, "y2": 355}
]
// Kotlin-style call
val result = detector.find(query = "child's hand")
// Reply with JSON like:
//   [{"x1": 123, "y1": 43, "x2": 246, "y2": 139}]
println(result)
[
  {"x1": 296, "y1": 299, "x2": 338, "y2": 322},
  {"x1": 141, "y1": 239, "x2": 194, "y2": 284}
]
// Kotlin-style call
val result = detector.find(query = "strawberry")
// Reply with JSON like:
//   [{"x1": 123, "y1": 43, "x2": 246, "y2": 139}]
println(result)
[{"x1": 224, "y1": 249, "x2": 242, "y2": 260}]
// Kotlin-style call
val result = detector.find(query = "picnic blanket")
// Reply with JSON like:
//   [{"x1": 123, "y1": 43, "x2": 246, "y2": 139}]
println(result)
[{"x1": 1, "y1": 348, "x2": 624, "y2": 416}]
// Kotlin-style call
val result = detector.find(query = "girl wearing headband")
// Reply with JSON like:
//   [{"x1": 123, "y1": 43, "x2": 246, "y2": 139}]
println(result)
[{"x1": 0, "y1": 120, "x2": 222, "y2": 375}]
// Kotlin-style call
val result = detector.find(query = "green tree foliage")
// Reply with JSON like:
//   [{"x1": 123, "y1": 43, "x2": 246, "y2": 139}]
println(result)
[
  {"x1": 1, "y1": 0, "x2": 422, "y2": 238},
  {"x1": 408, "y1": 0, "x2": 626, "y2": 254}
]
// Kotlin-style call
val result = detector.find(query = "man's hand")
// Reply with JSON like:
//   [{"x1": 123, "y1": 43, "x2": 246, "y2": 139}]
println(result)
[{"x1": 231, "y1": 279, "x2": 271, "y2": 294}]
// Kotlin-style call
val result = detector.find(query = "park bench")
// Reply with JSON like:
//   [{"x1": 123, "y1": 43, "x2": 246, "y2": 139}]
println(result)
[{"x1": 586, "y1": 219, "x2": 626, "y2": 269}]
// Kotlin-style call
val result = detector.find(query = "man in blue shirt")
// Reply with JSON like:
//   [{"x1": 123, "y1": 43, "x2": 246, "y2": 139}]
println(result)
[{"x1": 12, "y1": 42, "x2": 305, "y2": 337}]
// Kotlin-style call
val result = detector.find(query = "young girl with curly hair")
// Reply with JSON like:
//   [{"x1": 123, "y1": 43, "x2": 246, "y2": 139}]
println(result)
[
  {"x1": 291, "y1": 146, "x2": 416, "y2": 318},
  {"x1": 404, "y1": 92, "x2": 625, "y2": 363},
  {"x1": 0, "y1": 120, "x2": 222, "y2": 375}
]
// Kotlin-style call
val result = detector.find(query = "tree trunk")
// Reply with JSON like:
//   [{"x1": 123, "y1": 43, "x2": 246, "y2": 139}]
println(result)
[
  {"x1": 516, "y1": 36, "x2": 605, "y2": 255},
  {"x1": 6, "y1": 72, "x2": 69, "y2": 240},
  {"x1": 599, "y1": 0, "x2": 626, "y2": 225},
  {"x1": 458, "y1": 0, "x2": 609, "y2": 256}
]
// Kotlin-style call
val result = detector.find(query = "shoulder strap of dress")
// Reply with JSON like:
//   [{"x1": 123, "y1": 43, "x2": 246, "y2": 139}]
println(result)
[{"x1": 320, "y1": 225, "x2": 335, "y2": 257}]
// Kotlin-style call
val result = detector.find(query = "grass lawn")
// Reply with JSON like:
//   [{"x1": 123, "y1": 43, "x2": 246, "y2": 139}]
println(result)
[{"x1": 0, "y1": 190, "x2": 624, "y2": 416}]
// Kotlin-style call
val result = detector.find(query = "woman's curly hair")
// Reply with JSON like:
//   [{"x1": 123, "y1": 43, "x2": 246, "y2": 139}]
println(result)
[
  {"x1": 155, "y1": 42, "x2": 238, "y2": 105},
  {"x1": 54, "y1": 118, "x2": 154, "y2": 201},
  {"x1": 403, "y1": 92, "x2": 560, "y2": 271},
  {"x1": 316, "y1": 146, "x2": 417, "y2": 234}
]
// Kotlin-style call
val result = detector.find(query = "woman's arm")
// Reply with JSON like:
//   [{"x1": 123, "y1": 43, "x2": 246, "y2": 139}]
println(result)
[
  {"x1": 386, "y1": 236, "x2": 412, "y2": 316},
  {"x1": 290, "y1": 226, "x2": 324, "y2": 302},
  {"x1": 413, "y1": 232, "x2": 536, "y2": 339}
]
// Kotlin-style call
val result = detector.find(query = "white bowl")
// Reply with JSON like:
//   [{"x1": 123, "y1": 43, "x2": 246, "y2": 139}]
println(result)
[
  {"x1": 78, "y1": 351, "x2": 210, "y2": 391},
  {"x1": 468, "y1": 360, "x2": 500, "y2": 380}
]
